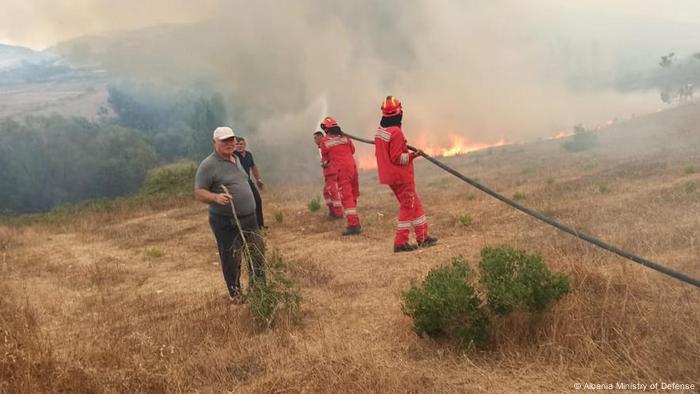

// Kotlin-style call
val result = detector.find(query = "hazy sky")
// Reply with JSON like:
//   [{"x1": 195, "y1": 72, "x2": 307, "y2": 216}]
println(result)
[
  {"x1": 0, "y1": 0, "x2": 219, "y2": 49},
  {"x1": 2, "y1": 0, "x2": 699, "y2": 51}
]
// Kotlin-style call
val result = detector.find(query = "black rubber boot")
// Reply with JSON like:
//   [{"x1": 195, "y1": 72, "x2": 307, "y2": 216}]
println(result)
[
  {"x1": 418, "y1": 236, "x2": 438, "y2": 248},
  {"x1": 394, "y1": 244, "x2": 418, "y2": 253},
  {"x1": 342, "y1": 225, "x2": 362, "y2": 236}
]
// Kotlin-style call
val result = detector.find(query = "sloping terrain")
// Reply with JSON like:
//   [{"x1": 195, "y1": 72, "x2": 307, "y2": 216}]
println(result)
[
  {"x1": 0, "y1": 80, "x2": 108, "y2": 119},
  {"x1": 2, "y1": 104, "x2": 699, "y2": 392},
  {"x1": 0, "y1": 44, "x2": 109, "y2": 119}
]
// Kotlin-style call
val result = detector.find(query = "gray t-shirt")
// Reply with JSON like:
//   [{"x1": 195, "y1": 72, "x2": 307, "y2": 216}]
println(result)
[{"x1": 195, "y1": 152, "x2": 256, "y2": 217}]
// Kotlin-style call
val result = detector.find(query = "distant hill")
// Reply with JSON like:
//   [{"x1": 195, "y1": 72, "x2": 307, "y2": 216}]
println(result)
[
  {"x1": 0, "y1": 43, "x2": 110, "y2": 119},
  {"x1": 0, "y1": 43, "x2": 90, "y2": 84},
  {"x1": 47, "y1": 23, "x2": 209, "y2": 86},
  {"x1": 0, "y1": 43, "x2": 37, "y2": 70}
]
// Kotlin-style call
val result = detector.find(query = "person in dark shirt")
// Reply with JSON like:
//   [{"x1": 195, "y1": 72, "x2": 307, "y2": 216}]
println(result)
[{"x1": 234, "y1": 137, "x2": 265, "y2": 228}]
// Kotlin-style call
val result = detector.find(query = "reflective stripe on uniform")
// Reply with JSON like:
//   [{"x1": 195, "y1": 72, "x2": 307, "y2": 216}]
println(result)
[
  {"x1": 400, "y1": 153, "x2": 409, "y2": 165},
  {"x1": 325, "y1": 138, "x2": 349, "y2": 148},
  {"x1": 375, "y1": 128, "x2": 391, "y2": 142},
  {"x1": 397, "y1": 221, "x2": 412, "y2": 229},
  {"x1": 413, "y1": 215, "x2": 427, "y2": 226}
]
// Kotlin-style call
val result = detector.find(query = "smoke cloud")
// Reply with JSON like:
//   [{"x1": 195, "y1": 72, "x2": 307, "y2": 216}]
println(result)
[{"x1": 4, "y1": 0, "x2": 699, "y2": 177}]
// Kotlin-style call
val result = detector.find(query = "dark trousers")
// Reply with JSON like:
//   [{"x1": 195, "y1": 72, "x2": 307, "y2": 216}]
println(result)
[
  {"x1": 209, "y1": 212, "x2": 266, "y2": 297},
  {"x1": 249, "y1": 180, "x2": 265, "y2": 228}
]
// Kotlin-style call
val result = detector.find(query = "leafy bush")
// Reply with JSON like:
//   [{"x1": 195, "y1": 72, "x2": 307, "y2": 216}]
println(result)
[
  {"x1": 458, "y1": 214, "x2": 473, "y2": 226},
  {"x1": 479, "y1": 246, "x2": 570, "y2": 315},
  {"x1": 307, "y1": 196, "x2": 321, "y2": 212},
  {"x1": 145, "y1": 247, "x2": 164, "y2": 259},
  {"x1": 248, "y1": 251, "x2": 302, "y2": 328},
  {"x1": 684, "y1": 165, "x2": 697, "y2": 175},
  {"x1": 402, "y1": 247, "x2": 570, "y2": 350},
  {"x1": 686, "y1": 181, "x2": 697, "y2": 194},
  {"x1": 562, "y1": 128, "x2": 598, "y2": 152},
  {"x1": 513, "y1": 192, "x2": 526, "y2": 201},
  {"x1": 140, "y1": 161, "x2": 196, "y2": 197},
  {"x1": 274, "y1": 210, "x2": 284, "y2": 223},
  {"x1": 598, "y1": 183, "x2": 611, "y2": 194},
  {"x1": 401, "y1": 257, "x2": 491, "y2": 349}
]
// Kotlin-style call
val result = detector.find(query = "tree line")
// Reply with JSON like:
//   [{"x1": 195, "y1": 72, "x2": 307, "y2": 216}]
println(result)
[{"x1": 0, "y1": 85, "x2": 227, "y2": 214}]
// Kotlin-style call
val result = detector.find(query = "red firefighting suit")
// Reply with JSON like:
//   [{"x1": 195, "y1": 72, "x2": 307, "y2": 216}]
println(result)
[
  {"x1": 320, "y1": 135, "x2": 360, "y2": 227},
  {"x1": 321, "y1": 151, "x2": 343, "y2": 217},
  {"x1": 374, "y1": 125, "x2": 429, "y2": 246}
]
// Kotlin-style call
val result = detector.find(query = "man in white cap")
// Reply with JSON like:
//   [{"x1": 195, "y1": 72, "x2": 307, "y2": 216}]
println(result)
[{"x1": 194, "y1": 126, "x2": 265, "y2": 303}]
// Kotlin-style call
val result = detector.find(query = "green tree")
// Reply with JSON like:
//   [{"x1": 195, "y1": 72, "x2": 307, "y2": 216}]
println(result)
[
  {"x1": 91, "y1": 126, "x2": 158, "y2": 197},
  {"x1": 0, "y1": 116, "x2": 157, "y2": 213},
  {"x1": 188, "y1": 93, "x2": 228, "y2": 159}
]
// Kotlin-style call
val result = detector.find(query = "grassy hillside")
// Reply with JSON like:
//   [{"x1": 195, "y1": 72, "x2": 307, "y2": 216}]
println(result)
[
  {"x1": 0, "y1": 43, "x2": 109, "y2": 119},
  {"x1": 1, "y1": 104, "x2": 699, "y2": 392}
]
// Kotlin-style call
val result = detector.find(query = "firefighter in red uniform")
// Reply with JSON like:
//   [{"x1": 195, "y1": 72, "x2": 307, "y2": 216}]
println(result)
[
  {"x1": 319, "y1": 117, "x2": 362, "y2": 235},
  {"x1": 314, "y1": 130, "x2": 343, "y2": 218},
  {"x1": 374, "y1": 96, "x2": 438, "y2": 252}
]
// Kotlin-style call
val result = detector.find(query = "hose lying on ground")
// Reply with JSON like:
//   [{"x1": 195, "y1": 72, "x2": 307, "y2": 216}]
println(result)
[{"x1": 343, "y1": 131, "x2": 700, "y2": 289}]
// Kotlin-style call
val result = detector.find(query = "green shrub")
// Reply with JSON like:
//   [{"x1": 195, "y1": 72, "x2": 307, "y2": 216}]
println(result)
[
  {"x1": 684, "y1": 165, "x2": 697, "y2": 175},
  {"x1": 686, "y1": 182, "x2": 697, "y2": 194},
  {"x1": 513, "y1": 192, "x2": 526, "y2": 201},
  {"x1": 141, "y1": 161, "x2": 196, "y2": 197},
  {"x1": 401, "y1": 257, "x2": 491, "y2": 349},
  {"x1": 248, "y1": 251, "x2": 302, "y2": 328},
  {"x1": 402, "y1": 247, "x2": 571, "y2": 350},
  {"x1": 458, "y1": 214, "x2": 473, "y2": 226},
  {"x1": 598, "y1": 183, "x2": 610, "y2": 194},
  {"x1": 479, "y1": 246, "x2": 570, "y2": 315},
  {"x1": 307, "y1": 196, "x2": 321, "y2": 212},
  {"x1": 145, "y1": 247, "x2": 164, "y2": 259},
  {"x1": 274, "y1": 210, "x2": 284, "y2": 223}
]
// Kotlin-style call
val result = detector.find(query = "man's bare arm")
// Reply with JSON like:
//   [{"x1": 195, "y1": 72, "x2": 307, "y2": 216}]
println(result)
[
  {"x1": 195, "y1": 188, "x2": 230, "y2": 205},
  {"x1": 252, "y1": 165, "x2": 264, "y2": 191}
]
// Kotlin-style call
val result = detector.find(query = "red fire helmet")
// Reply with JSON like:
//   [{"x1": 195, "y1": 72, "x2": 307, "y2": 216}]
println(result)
[
  {"x1": 321, "y1": 116, "x2": 338, "y2": 129},
  {"x1": 381, "y1": 96, "x2": 402, "y2": 117}
]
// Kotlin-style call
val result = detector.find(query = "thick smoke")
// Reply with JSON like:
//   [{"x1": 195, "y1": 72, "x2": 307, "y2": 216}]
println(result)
[{"x1": 10, "y1": 0, "x2": 699, "y2": 179}]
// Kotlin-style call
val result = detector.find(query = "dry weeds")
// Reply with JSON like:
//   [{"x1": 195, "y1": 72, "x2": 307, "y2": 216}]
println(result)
[{"x1": 1, "y1": 105, "x2": 700, "y2": 392}]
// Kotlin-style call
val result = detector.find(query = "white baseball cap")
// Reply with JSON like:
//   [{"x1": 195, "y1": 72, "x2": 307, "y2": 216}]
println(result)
[{"x1": 213, "y1": 126, "x2": 235, "y2": 140}]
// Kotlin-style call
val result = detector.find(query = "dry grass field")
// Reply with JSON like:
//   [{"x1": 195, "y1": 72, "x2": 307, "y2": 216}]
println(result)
[
  {"x1": 2, "y1": 104, "x2": 699, "y2": 393},
  {"x1": 0, "y1": 80, "x2": 108, "y2": 119}
]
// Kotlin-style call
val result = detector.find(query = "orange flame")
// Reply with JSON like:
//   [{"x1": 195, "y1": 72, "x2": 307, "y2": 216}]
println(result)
[
  {"x1": 422, "y1": 136, "x2": 509, "y2": 157},
  {"x1": 355, "y1": 135, "x2": 510, "y2": 170},
  {"x1": 547, "y1": 130, "x2": 575, "y2": 140}
]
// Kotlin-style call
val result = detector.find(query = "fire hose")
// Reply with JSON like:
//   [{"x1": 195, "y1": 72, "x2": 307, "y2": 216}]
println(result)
[{"x1": 343, "y1": 131, "x2": 700, "y2": 289}]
